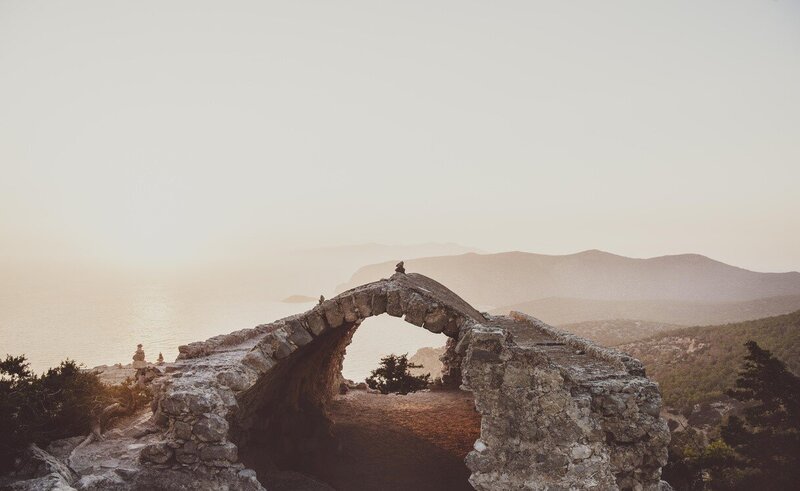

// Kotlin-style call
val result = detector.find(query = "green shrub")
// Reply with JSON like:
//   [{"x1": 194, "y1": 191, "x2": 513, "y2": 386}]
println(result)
[
  {"x1": 365, "y1": 353, "x2": 430, "y2": 395},
  {"x1": 0, "y1": 355, "x2": 151, "y2": 472}
]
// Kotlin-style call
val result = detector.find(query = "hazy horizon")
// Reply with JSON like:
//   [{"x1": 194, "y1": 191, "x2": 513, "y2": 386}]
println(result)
[{"x1": 3, "y1": 0, "x2": 800, "y2": 276}]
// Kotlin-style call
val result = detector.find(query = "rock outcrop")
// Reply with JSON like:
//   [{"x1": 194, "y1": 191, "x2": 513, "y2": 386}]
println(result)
[
  {"x1": 6, "y1": 272, "x2": 670, "y2": 490},
  {"x1": 409, "y1": 346, "x2": 446, "y2": 379},
  {"x1": 462, "y1": 313, "x2": 669, "y2": 490}
]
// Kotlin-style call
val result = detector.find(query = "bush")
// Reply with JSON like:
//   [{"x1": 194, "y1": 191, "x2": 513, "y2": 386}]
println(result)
[
  {"x1": 0, "y1": 355, "x2": 151, "y2": 472},
  {"x1": 365, "y1": 354, "x2": 430, "y2": 395}
]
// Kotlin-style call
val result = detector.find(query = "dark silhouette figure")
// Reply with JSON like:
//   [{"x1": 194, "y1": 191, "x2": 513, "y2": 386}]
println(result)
[{"x1": 395, "y1": 261, "x2": 405, "y2": 274}]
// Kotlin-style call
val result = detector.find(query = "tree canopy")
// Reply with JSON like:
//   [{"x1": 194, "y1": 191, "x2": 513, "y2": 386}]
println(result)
[
  {"x1": 663, "y1": 341, "x2": 800, "y2": 490},
  {"x1": 365, "y1": 353, "x2": 431, "y2": 395}
]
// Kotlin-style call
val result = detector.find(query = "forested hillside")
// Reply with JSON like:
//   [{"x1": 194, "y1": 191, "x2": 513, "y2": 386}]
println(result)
[
  {"x1": 558, "y1": 319, "x2": 683, "y2": 346},
  {"x1": 620, "y1": 311, "x2": 800, "y2": 412},
  {"x1": 497, "y1": 294, "x2": 800, "y2": 326}
]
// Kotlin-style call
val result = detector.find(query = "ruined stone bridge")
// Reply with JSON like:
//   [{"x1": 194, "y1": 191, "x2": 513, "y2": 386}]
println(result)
[{"x1": 137, "y1": 272, "x2": 670, "y2": 490}]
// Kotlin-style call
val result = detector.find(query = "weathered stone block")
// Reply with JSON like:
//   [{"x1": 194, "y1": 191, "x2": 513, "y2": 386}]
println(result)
[
  {"x1": 404, "y1": 293, "x2": 428, "y2": 326},
  {"x1": 371, "y1": 289, "x2": 387, "y2": 315},
  {"x1": 140, "y1": 442, "x2": 173, "y2": 464},
  {"x1": 321, "y1": 300, "x2": 345, "y2": 327},
  {"x1": 193, "y1": 414, "x2": 229, "y2": 442},
  {"x1": 353, "y1": 291, "x2": 373, "y2": 317},
  {"x1": 470, "y1": 348, "x2": 502, "y2": 364},
  {"x1": 161, "y1": 389, "x2": 218, "y2": 416},
  {"x1": 603, "y1": 418, "x2": 647, "y2": 443},
  {"x1": 173, "y1": 420, "x2": 192, "y2": 440},
  {"x1": 242, "y1": 350, "x2": 276, "y2": 374},
  {"x1": 339, "y1": 295, "x2": 360, "y2": 323},
  {"x1": 177, "y1": 342, "x2": 210, "y2": 359},
  {"x1": 423, "y1": 307, "x2": 448, "y2": 333},
  {"x1": 306, "y1": 311, "x2": 328, "y2": 336},
  {"x1": 442, "y1": 315, "x2": 465, "y2": 338},
  {"x1": 386, "y1": 289, "x2": 403, "y2": 317},
  {"x1": 175, "y1": 441, "x2": 198, "y2": 464},
  {"x1": 216, "y1": 369, "x2": 253, "y2": 391},
  {"x1": 199, "y1": 442, "x2": 238, "y2": 463},
  {"x1": 286, "y1": 321, "x2": 313, "y2": 346},
  {"x1": 268, "y1": 332, "x2": 295, "y2": 359}
]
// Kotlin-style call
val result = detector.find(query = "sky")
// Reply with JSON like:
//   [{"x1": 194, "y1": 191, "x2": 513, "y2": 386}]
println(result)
[{"x1": 1, "y1": 0, "x2": 799, "y2": 273}]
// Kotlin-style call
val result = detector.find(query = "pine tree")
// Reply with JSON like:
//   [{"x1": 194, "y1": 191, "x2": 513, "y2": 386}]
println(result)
[
  {"x1": 715, "y1": 341, "x2": 800, "y2": 489},
  {"x1": 365, "y1": 354, "x2": 430, "y2": 395}
]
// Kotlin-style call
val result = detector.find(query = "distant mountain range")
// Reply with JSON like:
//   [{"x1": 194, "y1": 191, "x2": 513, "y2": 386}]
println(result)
[
  {"x1": 276, "y1": 242, "x2": 481, "y2": 296},
  {"x1": 338, "y1": 250, "x2": 800, "y2": 325},
  {"x1": 195, "y1": 242, "x2": 482, "y2": 301}
]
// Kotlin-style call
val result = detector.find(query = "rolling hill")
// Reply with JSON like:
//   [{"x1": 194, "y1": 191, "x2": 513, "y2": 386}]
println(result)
[
  {"x1": 618, "y1": 310, "x2": 800, "y2": 412},
  {"x1": 337, "y1": 250, "x2": 800, "y2": 308},
  {"x1": 556, "y1": 319, "x2": 684, "y2": 347},
  {"x1": 494, "y1": 294, "x2": 800, "y2": 326}
]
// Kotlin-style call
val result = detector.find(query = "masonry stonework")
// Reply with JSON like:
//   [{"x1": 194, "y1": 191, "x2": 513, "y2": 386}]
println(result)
[{"x1": 137, "y1": 272, "x2": 670, "y2": 490}]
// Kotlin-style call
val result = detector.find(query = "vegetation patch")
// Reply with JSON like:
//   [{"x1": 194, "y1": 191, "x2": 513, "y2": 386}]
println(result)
[
  {"x1": 0, "y1": 355, "x2": 152, "y2": 472},
  {"x1": 663, "y1": 341, "x2": 800, "y2": 490},
  {"x1": 621, "y1": 310, "x2": 800, "y2": 412},
  {"x1": 366, "y1": 353, "x2": 431, "y2": 395}
]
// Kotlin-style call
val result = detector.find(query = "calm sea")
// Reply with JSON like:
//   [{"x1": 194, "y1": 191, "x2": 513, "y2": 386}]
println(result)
[{"x1": 0, "y1": 279, "x2": 445, "y2": 382}]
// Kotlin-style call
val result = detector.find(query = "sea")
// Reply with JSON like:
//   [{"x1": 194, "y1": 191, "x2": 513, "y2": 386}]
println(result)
[{"x1": 0, "y1": 279, "x2": 446, "y2": 382}]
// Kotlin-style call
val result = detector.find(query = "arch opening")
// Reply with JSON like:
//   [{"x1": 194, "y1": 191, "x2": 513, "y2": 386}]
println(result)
[{"x1": 341, "y1": 314, "x2": 448, "y2": 384}]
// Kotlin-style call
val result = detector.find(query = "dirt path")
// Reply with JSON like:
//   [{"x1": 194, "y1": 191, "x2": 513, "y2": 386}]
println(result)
[{"x1": 303, "y1": 390, "x2": 481, "y2": 491}]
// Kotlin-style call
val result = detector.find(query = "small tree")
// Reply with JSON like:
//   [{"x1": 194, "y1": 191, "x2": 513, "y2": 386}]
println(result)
[
  {"x1": 714, "y1": 341, "x2": 800, "y2": 489},
  {"x1": 366, "y1": 353, "x2": 430, "y2": 395}
]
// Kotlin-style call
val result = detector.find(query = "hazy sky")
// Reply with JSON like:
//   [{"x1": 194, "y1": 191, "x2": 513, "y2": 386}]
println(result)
[{"x1": 1, "y1": 1, "x2": 799, "y2": 273}]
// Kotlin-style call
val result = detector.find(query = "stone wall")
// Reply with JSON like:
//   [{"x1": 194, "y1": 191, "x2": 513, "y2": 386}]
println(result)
[
  {"x1": 141, "y1": 274, "x2": 482, "y2": 480},
  {"x1": 138, "y1": 272, "x2": 670, "y2": 490},
  {"x1": 460, "y1": 319, "x2": 670, "y2": 490}
]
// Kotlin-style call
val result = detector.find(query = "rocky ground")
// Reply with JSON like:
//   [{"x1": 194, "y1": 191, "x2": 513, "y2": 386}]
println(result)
[
  {"x1": 408, "y1": 346, "x2": 446, "y2": 379},
  {"x1": 2, "y1": 387, "x2": 480, "y2": 491},
  {"x1": 84, "y1": 363, "x2": 172, "y2": 386},
  {"x1": 1, "y1": 408, "x2": 162, "y2": 491},
  {"x1": 265, "y1": 389, "x2": 481, "y2": 491}
]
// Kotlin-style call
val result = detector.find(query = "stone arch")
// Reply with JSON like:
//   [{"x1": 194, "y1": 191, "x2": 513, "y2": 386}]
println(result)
[
  {"x1": 144, "y1": 272, "x2": 671, "y2": 491},
  {"x1": 228, "y1": 273, "x2": 486, "y2": 472}
]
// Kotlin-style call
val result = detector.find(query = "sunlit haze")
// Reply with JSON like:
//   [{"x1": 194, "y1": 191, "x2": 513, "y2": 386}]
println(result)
[{"x1": 2, "y1": 0, "x2": 799, "y2": 274}]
